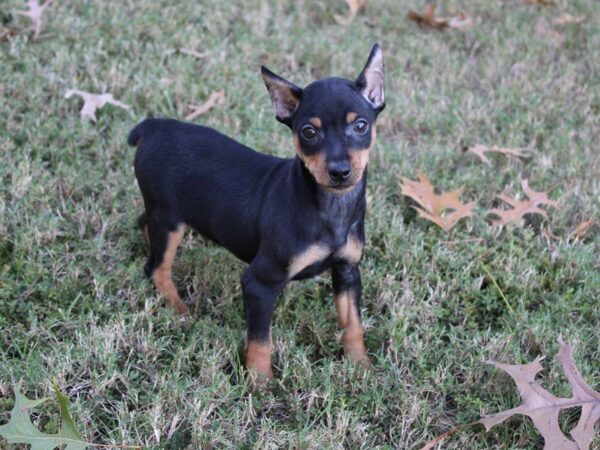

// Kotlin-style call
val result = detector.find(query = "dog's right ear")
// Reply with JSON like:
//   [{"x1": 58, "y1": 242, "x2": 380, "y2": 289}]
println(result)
[{"x1": 261, "y1": 66, "x2": 303, "y2": 128}]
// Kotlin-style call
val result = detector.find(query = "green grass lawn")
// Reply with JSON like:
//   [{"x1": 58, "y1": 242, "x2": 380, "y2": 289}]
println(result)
[{"x1": 1, "y1": 0, "x2": 599, "y2": 448}]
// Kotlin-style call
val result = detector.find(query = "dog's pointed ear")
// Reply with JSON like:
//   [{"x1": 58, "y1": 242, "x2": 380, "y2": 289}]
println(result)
[
  {"x1": 261, "y1": 66, "x2": 303, "y2": 127},
  {"x1": 356, "y1": 43, "x2": 385, "y2": 113}
]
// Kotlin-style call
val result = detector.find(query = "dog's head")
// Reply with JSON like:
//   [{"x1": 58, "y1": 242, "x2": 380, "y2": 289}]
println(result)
[{"x1": 262, "y1": 44, "x2": 385, "y2": 193}]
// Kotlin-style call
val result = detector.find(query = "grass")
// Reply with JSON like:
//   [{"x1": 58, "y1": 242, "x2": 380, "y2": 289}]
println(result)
[{"x1": 1, "y1": 0, "x2": 599, "y2": 448}]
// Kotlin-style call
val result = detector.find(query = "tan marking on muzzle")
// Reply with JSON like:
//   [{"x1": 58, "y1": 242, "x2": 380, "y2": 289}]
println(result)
[
  {"x1": 348, "y1": 126, "x2": 377, "y2": 186},
  {"x1": 294, "y1": 135, "x2": 331, "y2": 187}
]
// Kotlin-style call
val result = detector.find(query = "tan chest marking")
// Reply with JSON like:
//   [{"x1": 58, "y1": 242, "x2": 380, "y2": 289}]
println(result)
[
  {"x1": 335, "y1": 234, "x2": 364, "y2": 266},
  {"x1": 288, "y1": 243, "x2": 330, "y2": 279}
]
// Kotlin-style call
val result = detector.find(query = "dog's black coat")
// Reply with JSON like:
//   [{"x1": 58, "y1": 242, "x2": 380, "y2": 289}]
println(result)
[{"x1": 130, "y1": 44, "x2": 385, "y2": 377}]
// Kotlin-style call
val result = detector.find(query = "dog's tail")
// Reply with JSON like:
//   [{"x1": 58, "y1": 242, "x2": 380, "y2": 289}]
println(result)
[{"x1": 128, "y1": 119, "x2": 150, "y2": 147}]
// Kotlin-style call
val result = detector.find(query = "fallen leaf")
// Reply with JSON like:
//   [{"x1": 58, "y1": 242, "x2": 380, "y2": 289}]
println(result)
[
  {"x1": 408, "y1": 5, "x2": 448, "y2": 30},
  {"x1": 13, "y1": 0, "x2": 53, "y2": 40},
  {"x1": 400, "y1": 171, "x2": 475, "y2": 232},
  {"x1": 535, "y1": 17, "x2": 564, "y2": 45},
  {"x1": 468, "y1": 144, "x2": 528, "y2": 166},
  {"x1": 64, "y1": 89, "x2": 131, "y2": 122},
  {"x1": 480, "y1": 338, "x2": 600, "y2": 450},
  {"x1": 553, "y1": 14, "x2": 586, "y2": 25},
  {"x1": 408, "y1": 5, "x2": 473, "y2": 31},
  {"x1": 185, "y1": 90, "x2": 226, "y2": 121},
  {"x1": 570, "y1": 220, "x2": 595, "y2": 241},
  {"x1": 334, "y1": 0, "x2": 367, "y2": 25},
  {"x1": 526, "y1": 0, "x2": 556, "y2": 6},
  {"x1": 446, "y1": 13, "x2": 473, "y2": 30},
  {"x1": 0, "y1": 382, "x2": 87, "y2": 450},
  {"x1": 489, "y1": 179, "x2": 559, "y2": 226}
]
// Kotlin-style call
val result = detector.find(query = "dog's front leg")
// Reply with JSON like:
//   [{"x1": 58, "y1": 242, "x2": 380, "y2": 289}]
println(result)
[
  {"x1": 241, "y1": 263, "x2": 286, "y2": 387},
  {"x1": 332, "y1": 264, "x2": 370, "y2": 368}
]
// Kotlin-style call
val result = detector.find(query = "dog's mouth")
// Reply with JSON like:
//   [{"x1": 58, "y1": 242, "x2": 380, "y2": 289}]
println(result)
[{"x1": 324, "y1": 181, "x2": 356, "y2": 193}]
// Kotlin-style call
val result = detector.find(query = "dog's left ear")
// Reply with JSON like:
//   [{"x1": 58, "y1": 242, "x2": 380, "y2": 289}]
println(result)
[
  {"x1": 356, "y1": 43, "x2": 385, "y2": 113},
  {"x1": 261, "y1": 66, "x2": 303, "y2": 128}
]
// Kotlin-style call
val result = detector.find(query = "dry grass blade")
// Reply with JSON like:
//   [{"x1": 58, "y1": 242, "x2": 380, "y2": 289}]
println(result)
[
  {"x1": 64, "y1": 89, "x2": 131, "y2": 122},
  {"x1": 468, "y1": 144, "x2": 527, "y2": 166},
  {"x1": 334, "y1": 0, "x2": 367, "y2": 25},
  {"x1": 13, "y1": 0, "x2": 53, "y2": 40},
  {"x1": 488, "y1": 179, "x2": 558, "y2": 226},
  {"x1": 400, "y1": 171, "x2": 474, "y2": 232},
  {"x1": 481, "y1": 338, "x2": 600, "y2": 450},
  {"x1": 553, "y1": 14, "x2": 586, "y2": 25},
  {"x1": 185, "y1": 90, "x2": 226, "y2": 120}
]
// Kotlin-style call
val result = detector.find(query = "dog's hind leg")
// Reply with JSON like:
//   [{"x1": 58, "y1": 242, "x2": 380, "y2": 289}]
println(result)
[{"x1": 146, "y1": 214, "x2": 189, "y2": 315}]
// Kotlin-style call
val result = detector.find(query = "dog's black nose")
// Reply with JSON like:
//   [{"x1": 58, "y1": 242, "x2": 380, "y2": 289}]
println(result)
[{"x1": 328, "y1": 161, "x2": 351, "y2": 184}]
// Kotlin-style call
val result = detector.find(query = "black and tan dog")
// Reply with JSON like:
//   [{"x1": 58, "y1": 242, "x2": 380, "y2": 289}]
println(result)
[{"x1": 129, "y1": 44, "x2": 385, "y2": 384}]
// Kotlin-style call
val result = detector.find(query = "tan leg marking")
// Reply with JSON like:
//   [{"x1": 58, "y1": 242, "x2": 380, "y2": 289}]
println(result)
[
  {"x1": 346, "y1": 111, "x2": 358, "y2": 124},
  {"x1": 288, "y1": 243, "x2": 330, "y2": 279},
  {"x1": 152, "y1": 224, "x2": 189, "y2": 315},
  {"x1": 335, "y1": 291, "x2": 370, "y2": 367},
  {"x1": 246, "y1": 333, "x2": 273, "y2": 388},
  {"x1": 335, "y1": 234, "x2": 364, "y2": 266},
  {"x1": 294, "y1": 135, "x2": 330, "y2": 187}
]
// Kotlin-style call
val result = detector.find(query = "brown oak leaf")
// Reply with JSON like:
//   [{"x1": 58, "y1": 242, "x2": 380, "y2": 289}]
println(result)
[
  {"x1": 185, "y1": 90, "x2": 226, "y2": 121},
  {"x1": 526, "y1": 0, "x2": 556, "y2": 6},
  {"x1": 570, "y1": 220, "x2": 595, "y2": 241},
  {"x1": 489, "y1": 179, "x2": 558, "y2": 226},
  {"x1": 400, "y1": 171, "x2": 474, "y2": 232},
  {"x1": 334, "y1": 0, "x2": 367, "y2": 25},
  {"x1": 13, "y1": 0, "x2": 53, "y2": 40},
  {"x1": 408, "y1": 5, "x2": 473, "y2": 31},
  {"x1": 481, "y1": 338, "x2": 600, "y2": 450},
  {"x1": 65, "y1": 89, "x2": 131, "y2": 122},
  {"x1": 468, "y1": 144, "x2": 527, "y2": 166}
]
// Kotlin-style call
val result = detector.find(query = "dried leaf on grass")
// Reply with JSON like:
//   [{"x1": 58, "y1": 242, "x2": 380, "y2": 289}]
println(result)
[
  {"x1": 481, "y1": 338, "x2": 600, "y2": 450},
  {"x1": 421, "y1": 339, "x2": 600, "y2": 450},
  {"x1": 571, "y1": 220, "x2": 595, "y2": 241},
  {"x1": 489, "y1": 179, "x2": 558, "y2": 226},
  {"x1": 0, "y1": 382, "x2": 87, "y2": 450},
  {"x1": 13, "y1": 0, "x2": 53, "y2": 40},
  {"x1": 65, "y1": 89, "x2": 131, "y2": 122},
  {"x1": 468, "y1": 144, "x2": 528, "y2": 166},
  {"x1": 535, "y1": 17, "x2": 564, "y2": 45},
  {"x1": 334, "y1": 0, "x2": 367, "y2": 25},
  {"x1": 400, "y1": 171, "x2": 475, "y2": 232},
  {"x1": 408, "y1": 5, "x2": 473, "y2": 31},
  {"x1": 526, "y1": 0, "x2": 556, "y2": 6},
  {"x1": 185, "y1": 90, "x2": 226, "y2": 121},
  {"x1": 553, "y1": 14, "x2": 586, "y2": 25}
]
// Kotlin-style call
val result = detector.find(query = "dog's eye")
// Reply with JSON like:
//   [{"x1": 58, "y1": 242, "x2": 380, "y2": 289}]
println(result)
[
  {"x1": 301, "y1": 125, "x2": 317, "y2": 140},
  {"x1": 353, "y1": 119, "x2": 368, "y2": 134}
]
